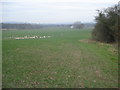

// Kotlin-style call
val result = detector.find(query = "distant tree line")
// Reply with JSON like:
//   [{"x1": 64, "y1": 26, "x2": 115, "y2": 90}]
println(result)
[
  {"x1": 1, "y1": 23, "x2": 73, "y2": 30},
  {"x1": 92, "y1": 5, "x2": 119, "y2": 43},
  {"x1": 1, "y1": 22, "x2": 95, "y2": 30},
  {"x1": 2, "y1": 23, "x2": 43, "y2": 29}
]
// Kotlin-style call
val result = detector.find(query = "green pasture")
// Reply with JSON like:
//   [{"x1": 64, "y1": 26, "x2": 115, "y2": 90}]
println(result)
[{"x1": 2, "y1": 28, "x2": 118, "y2": 88}]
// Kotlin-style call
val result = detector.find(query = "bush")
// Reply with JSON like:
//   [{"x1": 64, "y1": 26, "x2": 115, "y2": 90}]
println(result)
[{"x1": 92, "y1": 5, "x2": 119, "y2": 43}]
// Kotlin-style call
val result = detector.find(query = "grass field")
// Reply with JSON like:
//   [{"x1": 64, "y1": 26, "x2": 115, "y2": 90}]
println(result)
[{"x1": 2, "y1": 28, "x2": 118, "y2": 88}]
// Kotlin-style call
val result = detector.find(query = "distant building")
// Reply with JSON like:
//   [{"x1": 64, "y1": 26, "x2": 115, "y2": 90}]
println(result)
[{"x1": 70, "y1": 25, "x2": 74, "y2": 29}]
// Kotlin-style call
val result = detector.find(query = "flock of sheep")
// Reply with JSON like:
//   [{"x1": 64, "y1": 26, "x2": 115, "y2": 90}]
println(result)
[{"x1": 15, "y1": 35, "x2": 51, "y2": 40}]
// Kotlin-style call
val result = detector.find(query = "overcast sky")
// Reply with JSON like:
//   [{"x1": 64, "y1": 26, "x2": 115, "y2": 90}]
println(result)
[{"x1": 1, "y1": 0, "x2": 119, "y2": 24}]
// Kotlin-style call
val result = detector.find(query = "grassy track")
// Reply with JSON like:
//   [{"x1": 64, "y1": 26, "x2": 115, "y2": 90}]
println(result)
[{"x1": 2, "y1": 28, "x2": 118, "y2": 88}]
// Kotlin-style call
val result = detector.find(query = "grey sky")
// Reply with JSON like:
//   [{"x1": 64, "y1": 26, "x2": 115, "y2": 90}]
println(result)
[{"x1": 1, "y1": 0, "x2": 119, "y2": 24}]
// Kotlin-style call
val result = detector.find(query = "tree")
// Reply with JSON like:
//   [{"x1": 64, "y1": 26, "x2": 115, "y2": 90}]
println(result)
[
  {"x1": 73, "y1": 21, "x2": 84, "y2": 29},
  {"x1": 92, "y1": 5, "x2": 118, "y2": 43}
]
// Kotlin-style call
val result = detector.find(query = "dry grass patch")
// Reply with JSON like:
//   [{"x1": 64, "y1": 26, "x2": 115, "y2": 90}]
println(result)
[{"x1": 79, "y1": 39, "x2": 118, "y2": 55}]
